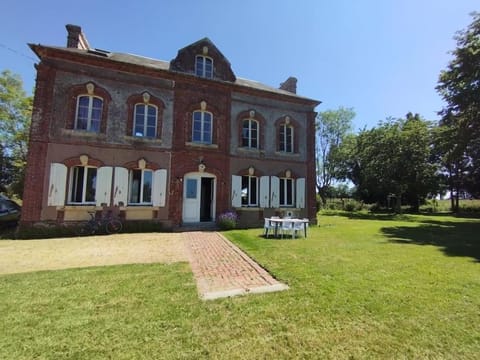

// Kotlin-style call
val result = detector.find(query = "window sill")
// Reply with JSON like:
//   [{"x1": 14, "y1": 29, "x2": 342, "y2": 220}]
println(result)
[
  {"x1": 185, "y1": 142, "x2": 218, "y2": 149},
  {"x1": 237, "y1": 147, "x2": 265, "y2": 156},
  {"x1": 124, "y1": 136, "x2": 162, "y2": 145},
  {"x1": 274, "y1": 151, "x2": 300, "y2": 157},
  {"x1": 61, "y1": 128, "x2": 106, "y2": 140}
]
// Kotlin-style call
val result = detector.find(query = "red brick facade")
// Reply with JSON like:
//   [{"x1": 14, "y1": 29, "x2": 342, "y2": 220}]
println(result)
[{"x1": 21, "y1": 25, "x2": 320, "y2": 229}]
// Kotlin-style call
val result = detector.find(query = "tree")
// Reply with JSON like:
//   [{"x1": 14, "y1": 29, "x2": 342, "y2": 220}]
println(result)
[
  {"x1": 0, "y1": 70, "x2": 32, "y2": 198},
  {"x1": 315, "y1": 107, "x2": 355, "y2": 206},
  {"x1": 436, "y1": 12, "x2": 480, "y2": 208},
  {"x1": 336, "y1": 114, "x2": 438, "y2": 212}
]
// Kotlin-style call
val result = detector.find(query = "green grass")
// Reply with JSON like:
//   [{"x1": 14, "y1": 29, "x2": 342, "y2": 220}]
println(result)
[{"x1": 1, "y1": 213, "x2": 479, "y2": 359}]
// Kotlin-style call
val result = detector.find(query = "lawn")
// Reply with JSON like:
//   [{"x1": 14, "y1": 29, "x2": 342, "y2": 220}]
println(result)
[{"x1": 1, "y1": 213, "x2": 479, "y2": 359}]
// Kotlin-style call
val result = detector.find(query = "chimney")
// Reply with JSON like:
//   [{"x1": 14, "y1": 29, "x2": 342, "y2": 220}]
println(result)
[
  {"x1": 279, "y1": 77, "x2": 297, "y2": 94},
  {"x1": 66, "y1": 24, "x2": 90, "y2": 50}
]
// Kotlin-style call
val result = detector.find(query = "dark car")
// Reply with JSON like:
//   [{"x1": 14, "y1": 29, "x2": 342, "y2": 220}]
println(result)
[{"x1": 0, "y1": 195, "x2": 21, "y2": 227}]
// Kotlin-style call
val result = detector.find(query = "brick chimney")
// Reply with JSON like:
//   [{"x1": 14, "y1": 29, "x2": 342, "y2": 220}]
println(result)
[
  {"x1": 279, "y1": 77, "x2": 297, "y2": 94},
  {"x1": 66, "y1": 24, "x2": 90, "y2": 50}
]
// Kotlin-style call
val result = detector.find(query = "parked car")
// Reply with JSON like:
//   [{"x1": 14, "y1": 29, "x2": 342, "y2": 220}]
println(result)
[{"x1": 0, "y1": 195, "x2": 21, "y2": 227}]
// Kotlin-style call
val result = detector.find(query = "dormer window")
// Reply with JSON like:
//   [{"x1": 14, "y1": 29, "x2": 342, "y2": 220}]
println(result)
[{"x1": 195, "y1": 55, "x2": 213, "y2": 78}]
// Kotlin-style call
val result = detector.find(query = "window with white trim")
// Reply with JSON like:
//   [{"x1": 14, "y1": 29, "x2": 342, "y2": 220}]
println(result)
[
  {"x1": 134, "y1": 104, "x2": 157, "y2": 137},
  {"x1": 242, "y1": 119, "x2": 259, "y2": 148},
  {"x1": 75, "y1": 95, "x2": 103, "y2": 132},
  {"x1": 195, "y1": 55, "x2": 213, "y2": 78},
  {"x1": 128, "y1": 169, "x2": 153, "y2": 204},
  {"x1": 69, "y1": 166, "x2": 97, "y2": 204},
  {"x1": 280, "y1": 178, "x2": 294, "y2": 206},
  {"x1": 192, "y1": 110, "x2": 212, "y2": 144},
  {"x1": 241, "y1": 175, "x2": 258, "y2": 206},
  {"x1": 279, "y1": 124, "x2": 294, "y2": 152}
]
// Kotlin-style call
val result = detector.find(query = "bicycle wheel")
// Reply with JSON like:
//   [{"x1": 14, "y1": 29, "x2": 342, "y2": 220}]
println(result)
[
  {"x1": 105, "y1": 219, "x2": 123, "y2": 234},
  {"x1": 75, "y1": 223, "x2": 95, "y2": 236}
]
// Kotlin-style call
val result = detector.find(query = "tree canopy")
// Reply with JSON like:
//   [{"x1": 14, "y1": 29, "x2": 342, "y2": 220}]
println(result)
[{"x1": 0, "y1": 69, "x2": 32, "y2": 197}]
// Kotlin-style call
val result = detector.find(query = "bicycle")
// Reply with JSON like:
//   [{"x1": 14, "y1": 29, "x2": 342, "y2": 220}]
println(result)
[{"x1": 75, "y1": 211, "x2": 123, "y2": 236}]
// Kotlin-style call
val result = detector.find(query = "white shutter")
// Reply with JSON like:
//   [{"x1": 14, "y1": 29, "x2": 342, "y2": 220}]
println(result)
[
  {"x1": 152, "y1": 169, "x2": 167, "y2": 207},
  {"x1": 47, "y1": 163, "x2": 67, "y2": 206},
  {"x1": 296, "y1": 178, "x2": 306, "y2": 208},
  {"x1": 231, "y1": 175, "x2": 242, "y2": 208},
  {"x1": 113, "y1": 167, "x2": 128, "y2": 206},
  {"x1": 270, "y1": 176, "x2": 280, "y2": 208},
  {"x1": 260, "y1": 176, "x2": 270, "y2": 208},
  {"x1": 95, "y1": 167, "x2": 113, "y2": 206}
]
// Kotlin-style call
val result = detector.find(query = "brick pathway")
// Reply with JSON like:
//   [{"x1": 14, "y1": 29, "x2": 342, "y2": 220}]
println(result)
[{"x1": 183, "y1": 232, "x2": 289, "y2": 300}]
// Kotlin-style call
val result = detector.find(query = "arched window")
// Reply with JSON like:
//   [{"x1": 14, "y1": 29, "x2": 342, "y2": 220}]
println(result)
[
  {"x1": 279, "y1": 177, "x2": 294, "y2": 206},
  {"x1": 241, "y1": 175, "x2": 258, "y2": 206},
  {"x1": 242, "y1": 119, "x2": 259, "y2": 148},
  {"x1": 279, "y1": 123, "x2": 294, "y2": 153},
  {"x1": 128, "y1": 168, "x2": 153, "y2": 204},
  {"x1": 192, "y1": 110, "x2": 213, "y2": 144},
  {"x1": 69, "y1": 165, "x2": 97, "y2": 204},
  {"x1": 195, "y1": 55, "x2": 213, "y2": 78},
  {"x1": 75, "y1": 95, "x2": 103, "y2": 132},
  {"x1": 134, "y1": 103, "x2": 157, "y2": 137}
]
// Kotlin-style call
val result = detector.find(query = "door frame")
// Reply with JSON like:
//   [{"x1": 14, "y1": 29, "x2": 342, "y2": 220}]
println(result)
[{"x1": 182, "y1": 172, "x2": 216, "y2": 223}]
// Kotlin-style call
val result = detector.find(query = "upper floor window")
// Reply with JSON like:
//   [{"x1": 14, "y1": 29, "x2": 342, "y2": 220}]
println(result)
[
  {"x1": 134, "y1": 104, "x2": 157, "y2": 137},
  {"x1": 128, "y1": 169, "x2": 153, "y2": 204},
  {"x1": 242, "y1": 119, "x2": 259, "y2": 148},
  {"x1": 75, "y1": 95, "x2": 103, "y2": 132},
  {"x1": 280, "y1": 178, "x2": 294, "y2": 206},
  {"x1": 195, "y1": 55, "x2": 213, "y2": 78},
  {"x1": 279, "y1": 123, "x2": 294, "y2": 153},
  {"x1": 192, "y1": 110, "x2": 212, "y2": 144},
  {"x1": 241, "y1": 175, "x2": 258, "y2": 206},
  {"x1": 69, "y1": 166, "x2": 97, "y2": 204}
]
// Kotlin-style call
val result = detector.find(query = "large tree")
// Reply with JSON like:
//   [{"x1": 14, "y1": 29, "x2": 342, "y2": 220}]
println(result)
[
  {"x1": 315, "y1": 107, "x2": 355, "y2": 206},
  {"x1": 436, "y1": 12, "x2": 480, "y2": 208},
  {"x1": 336, "y1": 114, "x2": 438, "y2": 212},
  {"x1": 0, "y1": 70, "x2": 32, "y2": 198}
]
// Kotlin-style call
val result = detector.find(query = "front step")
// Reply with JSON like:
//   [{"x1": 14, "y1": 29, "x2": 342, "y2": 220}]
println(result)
[{"x1": 174, "y1": 221, "x2": 218, "y2": 232}]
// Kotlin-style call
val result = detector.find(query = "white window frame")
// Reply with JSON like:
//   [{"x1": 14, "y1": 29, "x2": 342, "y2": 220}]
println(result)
[
  {"x1": 75, "y1": 95, "x2": 103, "y2": 132},
  {"x1": 241, "y1": 175, "x2": 258, "y2": 207},
  {"x1": 192, "y1": 110, "x2": 213, "y2": 144},
  {"x1": 279, "y1": 177, "x2": 295, "y2": 207},
  {"x1": 128, "y1": 169, "x2": 153, "y2": 205},
  {"x1": 68, "y1": 166, "x2": 97, "y2": 204},
  {"x1": 280, "y1": 124, "x2": 294, "y2": 153},
  {"x1": 195, "y1": 55, "x2": 213, "y2": 78},
  {"x1": 242, "y1": 118, "x2": 259, "y2": 148},
  {"x1": 133, "y1": 103, "x2": 157, "y2": 137}
]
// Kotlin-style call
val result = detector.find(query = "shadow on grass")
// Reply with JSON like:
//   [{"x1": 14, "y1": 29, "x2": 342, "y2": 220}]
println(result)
[{"x1": 381, "y1": 220, "x2": 480, "y2": 262}]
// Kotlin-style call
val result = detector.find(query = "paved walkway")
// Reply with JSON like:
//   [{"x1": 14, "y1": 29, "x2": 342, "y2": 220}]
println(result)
[{"x1": 183, "y1": 231, "x2": 289, "y2": 300}]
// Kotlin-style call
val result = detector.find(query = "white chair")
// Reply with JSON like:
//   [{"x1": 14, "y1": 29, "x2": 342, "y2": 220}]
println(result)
[
  {"x1": 264, "y1": 218, "x2": 276, "y2": 238},
  {"x1": 281, "y1": 220, "x2": 294, "y2": 239}
]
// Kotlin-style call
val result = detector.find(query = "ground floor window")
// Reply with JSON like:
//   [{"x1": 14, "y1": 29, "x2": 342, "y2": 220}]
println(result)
[
  {"x1": 280, "y1": 178, "x2": 294, "y2": 206},
  {"x1": 69, "y1": 166, "x2": 97, "y2": 204},
  {"x1": 129, "y1": 169, "x2": 153, "y2": 204},
  {"x1": 241, "y1": 175, "x2": 258, "y2": 206}
]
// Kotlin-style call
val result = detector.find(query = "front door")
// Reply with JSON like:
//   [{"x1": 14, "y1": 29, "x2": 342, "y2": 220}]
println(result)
[{"x1": 182, "y1": 173, "x2": 215, "y2": 223}]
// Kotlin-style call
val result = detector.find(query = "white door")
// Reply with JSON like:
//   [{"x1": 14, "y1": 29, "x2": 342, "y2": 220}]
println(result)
[{"x1": 182, "y1": 175, "x2": 200, "y2": 223}]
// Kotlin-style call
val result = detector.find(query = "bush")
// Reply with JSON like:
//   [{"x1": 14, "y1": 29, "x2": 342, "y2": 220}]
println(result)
[{"x1": 217, "y1": 210, "x2": 238, "y2": 230}]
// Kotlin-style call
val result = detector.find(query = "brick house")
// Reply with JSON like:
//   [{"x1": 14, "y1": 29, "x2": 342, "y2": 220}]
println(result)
[{"x1": 21, "y1": 25, "x2": 320, "y2": 229}]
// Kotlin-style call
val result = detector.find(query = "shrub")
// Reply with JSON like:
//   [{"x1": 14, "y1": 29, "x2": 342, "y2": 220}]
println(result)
[{"x1": 217, "y1": 210, "x2": 238, "y2": 230}]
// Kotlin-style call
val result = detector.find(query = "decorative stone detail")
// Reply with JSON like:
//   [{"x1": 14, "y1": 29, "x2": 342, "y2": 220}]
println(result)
[
  {"x1": 199, "y1": 163, "x2": 206, "y2": 172},
  {"x1": 79, "y1": 154, "x2": 89, "y2": 166},
  {"x1": 285, "y1": 116, "x2": 290, "y2": 125},
  {"x1": 202, "y1": 46, "x2": 208, "y2": 55},
  {"x1": 285, "y1": 170, "x2": 291, "y2": 178},
  {"x1": 249, "y1": 110, "x2": 255, "y2": 118},
  {"x1": 138, "y1": 158, "x2": 146, "y2": 169},
  {"x1": 142, "y1": 92, "x2": 150, "y2": 103},
  {"x1": 248, "y1": 166, "x2": 255, "y2": 176},
  {"x1": 200, "y1": 101, "x2": 207, "y2": 111},
  {"x1": 86, "y1": 82, "x2": 94, "y2": 95}
]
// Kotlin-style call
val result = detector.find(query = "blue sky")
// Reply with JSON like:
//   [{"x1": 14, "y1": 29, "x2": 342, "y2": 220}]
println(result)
[{"x1": 0, "y1": 0, "x2": 477, "y2": 130}]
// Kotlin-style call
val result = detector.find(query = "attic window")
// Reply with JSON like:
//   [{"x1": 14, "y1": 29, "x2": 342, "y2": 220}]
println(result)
[
  {"x1": 87, "y1": 48, "x2": 110, "y2": 57},
  {"x1": 195, "y1": 55, "x2": 213, "y2": 78}
]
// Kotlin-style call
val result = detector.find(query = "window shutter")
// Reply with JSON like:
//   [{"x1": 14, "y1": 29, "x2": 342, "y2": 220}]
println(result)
[
  {"x1": 48, "y1": 163, "x2": 67, "y2": 206},
  {"x1": 296, "y1": 178, "x2": 306, "y2": 208},
  {"x1": 231, "y1": 175, "x2": 242, "y2": 207},
  {"x1": 260, "y1": 176, "x2": 270, "y2": 208},
  {"x1": 152, "y1": 169, "x2": 167, "y2": 207},
  {"x1": 95, "y1": 167, "x2": 113, "y2": 206},
  {"x1": 270, "y1": 176, "x2": 280, "y2": 208},
  {"x1": 113, "y1": 167, "x2": 128, "y2": 206}
]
